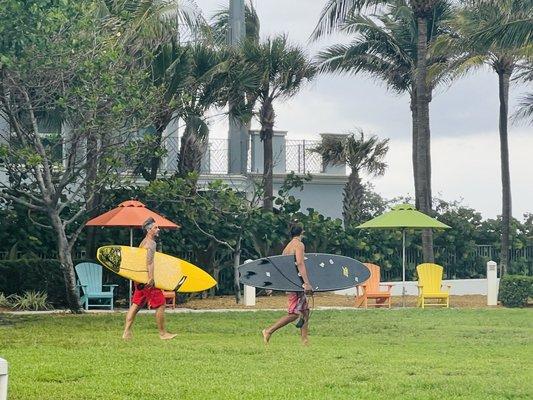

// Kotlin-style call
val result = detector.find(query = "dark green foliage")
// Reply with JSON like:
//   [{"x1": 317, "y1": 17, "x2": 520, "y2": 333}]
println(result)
[
  {"x1": 498, "y1": 275, "x2": 533, "y2": 308},
  {"x1": 0, "y1": 259, "x2": 127, "y2": 307}
]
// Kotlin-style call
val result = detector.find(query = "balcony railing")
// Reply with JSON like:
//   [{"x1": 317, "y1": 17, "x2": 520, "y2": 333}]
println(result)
[{"x1": 161, "y1": 137, "x2": 327, "y2": 175}]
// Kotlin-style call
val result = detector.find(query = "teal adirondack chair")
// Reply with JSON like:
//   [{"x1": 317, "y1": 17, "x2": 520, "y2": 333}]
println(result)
[{"x1": 75, "y1": 262, "x2": 118, "y2": 310}]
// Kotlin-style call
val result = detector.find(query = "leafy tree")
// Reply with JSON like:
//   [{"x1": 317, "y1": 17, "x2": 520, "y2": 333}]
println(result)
[{"x1": 0, "y1": 0, "x2": 157, "y2": 311}]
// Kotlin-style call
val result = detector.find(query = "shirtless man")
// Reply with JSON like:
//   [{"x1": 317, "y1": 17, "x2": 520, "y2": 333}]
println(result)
[
  {"x1": 262, "y1": 221, "x2": 312, "y2": 345},
  {"x1": 122, "y1": 217, "x2": 177, "y2": 340}
]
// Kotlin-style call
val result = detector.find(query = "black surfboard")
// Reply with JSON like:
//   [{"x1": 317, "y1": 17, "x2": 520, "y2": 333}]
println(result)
[{"x1": 238, "y1": 254, "x2": 370, "y2": 292}]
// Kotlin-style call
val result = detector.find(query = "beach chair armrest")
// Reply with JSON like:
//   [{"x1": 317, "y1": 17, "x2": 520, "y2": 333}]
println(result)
[
  {"x1": 103, "y1": 284, "x2": 118, "y2": 293},
  {"x1": 380, "y1": 284, "x2": 394, "y2": 292}
]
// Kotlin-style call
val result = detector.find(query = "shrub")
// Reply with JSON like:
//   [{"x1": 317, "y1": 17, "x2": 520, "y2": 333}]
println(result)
[
  {"x1": 0, "y1": 259, "x2": 128, "y2": 307},
  {"x1": 0, "y1": 292, "x2": 13, "y2": 308},
  {"x1": 11, "y1": 291, "x2": 52, "y2": 311},
  {"x1": 499, "y1": 275, "x2": 533, "y2": 307}
]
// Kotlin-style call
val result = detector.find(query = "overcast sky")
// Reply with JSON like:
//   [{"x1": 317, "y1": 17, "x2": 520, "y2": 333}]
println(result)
[{"x1": 195, "y1": 0, "x2": 532, "y2": 219}]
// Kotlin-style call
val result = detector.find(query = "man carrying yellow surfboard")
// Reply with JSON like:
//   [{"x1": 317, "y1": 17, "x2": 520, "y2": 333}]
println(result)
[
  {"x1": 262, "y1": 221, "x2": 313, "y2": 346},
  {"x1": 122, "y1": 217, "x2": 177, "y2": 340}
]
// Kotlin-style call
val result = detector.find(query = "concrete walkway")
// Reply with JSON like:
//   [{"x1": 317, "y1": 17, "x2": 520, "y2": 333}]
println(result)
[{"x1": 2, "y1": 306, "x2": 366, "y2": 316}]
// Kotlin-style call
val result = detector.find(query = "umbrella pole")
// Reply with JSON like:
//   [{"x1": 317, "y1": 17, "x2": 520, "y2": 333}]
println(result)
[
  {"x1": 129, "y1": 228, "x2": 133, "y2": 308},
  {"x1": 402, "y1": 229, "x2": 406, "y2": 307}
]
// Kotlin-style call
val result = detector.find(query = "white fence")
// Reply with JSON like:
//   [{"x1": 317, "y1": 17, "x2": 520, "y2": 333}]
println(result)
[{"x1": 335, "y1": 278, "x2": 499, "y2": 296}]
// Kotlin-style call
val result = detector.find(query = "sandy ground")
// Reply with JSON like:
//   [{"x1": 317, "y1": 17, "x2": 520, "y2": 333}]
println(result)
[{"x1": 174, "y1": 293, "x2": 493, "y2": 310}]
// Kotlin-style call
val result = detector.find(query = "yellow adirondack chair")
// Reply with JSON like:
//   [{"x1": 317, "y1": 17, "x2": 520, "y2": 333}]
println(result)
[{"x1": 416, "y1": 263, "x2": 451, "y2": 308}]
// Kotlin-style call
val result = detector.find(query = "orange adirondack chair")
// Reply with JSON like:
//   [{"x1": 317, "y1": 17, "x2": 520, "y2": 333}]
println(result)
[
  {"x1": 355, "y1": 263, "x2": 393, "y2": 308},
  {"x1": 416, "y1": 263, "x2": 451, "y2": 308}
]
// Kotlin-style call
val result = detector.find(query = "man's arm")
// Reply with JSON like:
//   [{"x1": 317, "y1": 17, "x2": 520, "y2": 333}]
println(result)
[
  {"x1": 295, "y1": 243, "x2": 312, "y2": 292},
  {"x1": 146, "y1": 244, "x2": 155, "y2": 286}
]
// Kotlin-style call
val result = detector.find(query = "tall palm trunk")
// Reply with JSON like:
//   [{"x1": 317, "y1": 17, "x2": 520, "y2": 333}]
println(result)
[
  {"x1": 178, "y1": 117, "x2": 206, "y2": 176},
  {"x1": 260, "y1": 99, "x2": 275, "y2": 211},
  {"x1": 343, "y1": 171, "x2": 364, "y2": 227},
  {"x1": 411, "y1": 88, "x2": 419, "y2": 208},
  {"x1": 414, "y1": 15, "x2": 434, "y2": 262},
  {"x1": 497, "y1": 67, "x2": 513, "y2": 275},
  {"x1": 146, "y1": 114, "x2": 173, "y2": 181}
]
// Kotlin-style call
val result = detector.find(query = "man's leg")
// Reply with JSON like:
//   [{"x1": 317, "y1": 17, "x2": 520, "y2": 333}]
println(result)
[
  {"x1": 262, "y1": 313, "x2": 299, "y2": 344},
  {"x1": 155, "y1": 305, "x2": 177, "y2": 340},
  {"x1": 300, "y1": 309, "x2": 310, "y2": 345},
  {"x1": 122, "y1": 303, "x2": 141, "y2": 340}
]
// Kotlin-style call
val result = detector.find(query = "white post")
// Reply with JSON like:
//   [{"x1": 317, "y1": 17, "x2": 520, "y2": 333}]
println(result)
[
  {"x1": 243, "y1": 259, "x2": 256, "y2": 306},
  {"x1": 487, "y1": 260, "x2": 498, "y2": 306},
  {"x1": 0, "y1": 358, "x2": 8, "y2": 400}
]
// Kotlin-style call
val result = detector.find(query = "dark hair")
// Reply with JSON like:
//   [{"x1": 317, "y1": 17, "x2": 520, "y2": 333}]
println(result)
[
  {"x1": 142, "y1": 217, "x2": 156, "y2": 234},
  {"x1": 290, "y1": 220, "x2": 303, "y2": 238}
]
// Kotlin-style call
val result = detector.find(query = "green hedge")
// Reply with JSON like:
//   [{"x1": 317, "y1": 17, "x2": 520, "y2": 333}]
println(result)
[
  {"x1": 498, "y1": 275, "x2": 533, "y2": 308},
  {"x1": 0, "y1": 259, "x2": 129, "y2": 307}
]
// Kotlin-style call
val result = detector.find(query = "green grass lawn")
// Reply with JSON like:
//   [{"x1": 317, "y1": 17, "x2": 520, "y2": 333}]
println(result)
[{"x1": 1, "y1": 309, "x2": 532, "y2": 400}]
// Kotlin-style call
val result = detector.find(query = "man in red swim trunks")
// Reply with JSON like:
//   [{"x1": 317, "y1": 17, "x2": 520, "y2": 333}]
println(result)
[
  {"x1": 122, "y1": 217, "x2": 176, "y2": 340},
  {"x1": 262, "y1": 221, "x2": 312, "y2": 345}
]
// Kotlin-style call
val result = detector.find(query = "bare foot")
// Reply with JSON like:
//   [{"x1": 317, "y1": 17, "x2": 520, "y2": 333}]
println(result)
[
  {"x1": 159, "y1": 332, "x2": 177, "y2": 340},
  {"x1": 122, "y1": 330, "x2": 133, "y2": 340},
  {"x1": 302, "y1": 338, "x2": 309, "y2": 346},
  {"x1": 262, "y1": 329, "x2": 271, "y2": 345}
]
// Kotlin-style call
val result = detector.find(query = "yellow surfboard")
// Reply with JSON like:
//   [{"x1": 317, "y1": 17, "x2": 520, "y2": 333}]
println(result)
[{"x1": 96, "y1": 245, "x2": 217, "y2": 292}]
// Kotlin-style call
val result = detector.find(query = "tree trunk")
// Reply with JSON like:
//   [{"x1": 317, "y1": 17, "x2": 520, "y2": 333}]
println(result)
[
  {"x1": 50, "y1": 211, "x2": 81, "y2": 312},
  {"x1": 498, "y1": 69, "x2": 512, "y2": 276},
  {"x1": 146, "y1": 115, "x2": 172, "y2": 181},
  {"x1": 84, "y1": 132, "x2": 99, "y2": 258},
  {"x1": 414, "y1": 15, "x2": 434, "y2": 262},
  {"x1": 343, "y1": 171, "x2": 364, "y2": 227},
  {"x1": 233, "y1": 236, "x2": 242, "y2": 304},
  {"x1": 178, "y1": 117, "x2": 206, "y2": 176},
  {"x1": 260, "y1": 99, "x2": 275, "y2": 211},
  {"x1": 410, "y1": 88, "x2": 419, "y2": 209}
]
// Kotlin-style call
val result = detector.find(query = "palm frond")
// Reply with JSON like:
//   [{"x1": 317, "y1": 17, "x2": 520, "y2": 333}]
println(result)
[
  {"x1": 512, "y1": 92, "x2": 533, "y2": 124},
  {"x1": 311, "y1": 0, "x2": 387, "y2": 40}
]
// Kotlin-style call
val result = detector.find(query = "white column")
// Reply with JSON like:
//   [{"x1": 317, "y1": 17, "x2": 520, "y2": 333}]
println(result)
[
  {"x1": 243, "y1": 285, "x2": 256, "y2": 306},
  {"x1": 0, "y1": 358, "x2": 8, "y2": 400},
  {"x1": 242, "y1": 259, "x2": 256, "y2": 306},
  {"x1": 487, "y1": 260, "x2": 498, "y2": 306}
]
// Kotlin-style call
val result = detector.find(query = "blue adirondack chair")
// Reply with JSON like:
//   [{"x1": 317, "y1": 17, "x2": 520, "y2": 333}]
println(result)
[{"x1": 75, "y1": 262, "x2": 118, "y2": 310}]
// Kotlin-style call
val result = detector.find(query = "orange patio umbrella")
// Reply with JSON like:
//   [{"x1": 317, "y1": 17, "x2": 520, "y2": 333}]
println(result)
[
  {"x1": 86, "y1": 200, "x2": 179, "y2": 244},
  {"x1": 86, "y1": 200, "x2": 180, "y2": 306}
]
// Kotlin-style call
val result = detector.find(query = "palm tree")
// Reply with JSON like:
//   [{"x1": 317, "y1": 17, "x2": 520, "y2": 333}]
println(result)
[
  {"x1": 96, "y1": 0, "x2": 207, "y2": 181},
  {"x1": 96, "y1": 0, "x2": 204, "y2": 48},
  {"x1": 452, "y1": 0, "x2": 532, "y2": 274},
  {"x1": 242, "y1": 35, "x2": 316, "y2": 210},
  {"x1": 312, "y1": 131, "x2": 389, "y2": 226},
  {"x1": 464, "y1": 1, "x2": 533, "y2": 125},
  {"x1": 210, "y1": 0, "x2": 260, "y2": 45},
  {"x1": 314, "y1": 0, "x2": 453, "y2": 261},
  {"x1": 177, "y1": 45, "x2": 232, "y2": 176}
]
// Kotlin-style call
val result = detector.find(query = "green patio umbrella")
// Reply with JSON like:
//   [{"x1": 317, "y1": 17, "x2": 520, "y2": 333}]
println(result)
[{"x1": 356, "y1": 204, "x2": 451, "y2": 306}]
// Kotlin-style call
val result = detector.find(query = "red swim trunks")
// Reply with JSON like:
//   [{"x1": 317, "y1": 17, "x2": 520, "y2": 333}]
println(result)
[
  {"x1": 132, "y1": 284, "x2": 165, "y2": 309},
  {"x1": 287, "y1": 292, "x2": 309, "y2": 314}
]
